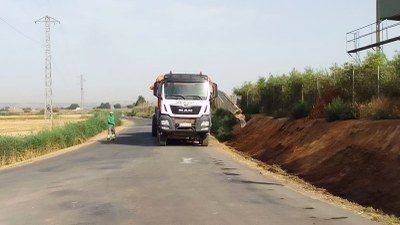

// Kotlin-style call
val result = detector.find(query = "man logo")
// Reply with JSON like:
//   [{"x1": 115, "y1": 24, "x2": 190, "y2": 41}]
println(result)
[{"x1": 179, "y1": 108, "x2": 193, "y2": 113}]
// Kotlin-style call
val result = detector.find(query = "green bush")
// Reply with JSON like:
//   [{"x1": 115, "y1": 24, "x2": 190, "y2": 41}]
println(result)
[
  {"x1": 373, "y1": 109, "x2": 391, "y2": 120},
  {"x1": 0, "y1": 112, "x2": 120, "y2": 166},
  {"x1": 243, "y1": 104, "x2": 259, "y2": 114},
  {"x1": 325, "y1": 98, "x2": 356, "y2": 122},
  {"x1": 245, "y1": 113, "x2": 252, "y2": 122},
  {"x1": 211, "y1": 108, "x2": 238, "y2": 142},
  {"x1": 291, "y1": 101, "x2": 311, "y2": 119},
  {"x1": 130, "y1": 105, "x2": 154, "y2": 118}
]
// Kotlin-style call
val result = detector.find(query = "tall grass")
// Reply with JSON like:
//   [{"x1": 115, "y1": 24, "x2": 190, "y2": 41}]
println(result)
[
  {"x1": 0, "y1": 112, "x2": 120, "y2": 166},
  {"x1": 358, "y1": 97, "x2": 399, "y2": 120}
]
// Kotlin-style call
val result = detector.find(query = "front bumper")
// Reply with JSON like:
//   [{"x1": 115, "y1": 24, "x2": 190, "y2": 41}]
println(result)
[{"x1": 158, "y1": 114, "x2": 211, "y2": 136}]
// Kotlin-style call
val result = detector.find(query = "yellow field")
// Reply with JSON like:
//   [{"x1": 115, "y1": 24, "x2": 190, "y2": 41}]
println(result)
[{"x1": 0, "y1": 113, "x2": 91, "y2": 136}]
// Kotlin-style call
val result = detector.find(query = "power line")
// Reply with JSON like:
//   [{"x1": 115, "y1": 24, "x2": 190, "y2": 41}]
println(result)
[{"x1": 0, "y1": 16, "x2": 41, "y2": 45}]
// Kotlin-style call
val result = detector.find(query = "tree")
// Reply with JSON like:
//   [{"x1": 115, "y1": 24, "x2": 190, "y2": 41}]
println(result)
[
  {"x1": 355, "y1": 51, "x2": 387, "y2": 103},
  {"x1": 232, "y1": 50, "x2": 400, "y2": 118},
  {"x1": 114, "y1": 103, "x2": 122, "y2": 109},
  {"x1": 0, "y1": 106, "x2": 10, "y2": 111},
  {"x1": 97, "y1": 102, "x2": 111, "y2": 109},
  {"x1": 135, "y1": 96, "x2": 146, "y2": 106},
  {"x1": 67, "y1": 103, "x2": 80, "y2": 110},
  {"x1": 383, "y1": 52, "x2": 400, "y2": 97},
  {"x1": 22, "y1": 107, "x2": 32, "y2": 113}
]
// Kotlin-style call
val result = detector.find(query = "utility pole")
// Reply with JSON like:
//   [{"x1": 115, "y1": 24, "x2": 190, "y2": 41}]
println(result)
[
  {"x1": 301, "y1": 83, "x2": 304, "y2": 102},
  {"x1": 377, "y1": 66, "x2": 380, "y2": 98},
  {"x1": 35, "y1": 15, "x2": 60, "y2": 129},
  {"x1": 80, "y1": 74, "x2": 85, "y2": 117},
  {"x1": 352, "y1": 67, "x2": 355, "y2": 105}
]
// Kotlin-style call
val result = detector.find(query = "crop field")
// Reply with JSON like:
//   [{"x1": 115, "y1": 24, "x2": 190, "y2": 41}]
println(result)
[{"x1": 0, "y1": 113, "x2": 91, "y2": 136}]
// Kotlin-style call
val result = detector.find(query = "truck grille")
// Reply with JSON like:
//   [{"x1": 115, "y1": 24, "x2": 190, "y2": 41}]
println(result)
[{"x1": 170, "y1": 106, "x2": 201, "y2": 115}]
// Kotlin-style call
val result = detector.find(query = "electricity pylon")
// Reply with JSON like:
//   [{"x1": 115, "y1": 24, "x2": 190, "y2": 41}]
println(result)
[
  {"x1": 35, "y1": 16, "x2": 60, "y2": 129},
  {"x1": 80, "y1": 74, "x2": 85, "y2": 117}
]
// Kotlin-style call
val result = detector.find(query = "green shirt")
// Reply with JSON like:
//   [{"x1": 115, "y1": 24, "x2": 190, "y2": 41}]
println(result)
[{"x1": 107, "y1": 115, "x2": 115, "y2": 127}]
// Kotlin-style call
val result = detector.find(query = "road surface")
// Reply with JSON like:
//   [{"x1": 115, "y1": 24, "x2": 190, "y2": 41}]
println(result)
[{"x1": 0, "y1": 118, "x2": 382, "y2": 225}]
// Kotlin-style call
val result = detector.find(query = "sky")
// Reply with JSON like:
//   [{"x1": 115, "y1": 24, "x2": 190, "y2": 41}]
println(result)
[{"x1": 1, "y1": 0, "x2": 399, "y2": 106}]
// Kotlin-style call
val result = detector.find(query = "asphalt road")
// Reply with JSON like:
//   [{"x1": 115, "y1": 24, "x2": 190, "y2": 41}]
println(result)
[{"x1": 0, "y1": 118, "x2": 382, "y2": 225}]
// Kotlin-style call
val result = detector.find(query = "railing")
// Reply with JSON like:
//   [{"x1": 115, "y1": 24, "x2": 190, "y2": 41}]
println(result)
[{"x1": 346, "y1": 20, "x2": 400, "y2": 53}]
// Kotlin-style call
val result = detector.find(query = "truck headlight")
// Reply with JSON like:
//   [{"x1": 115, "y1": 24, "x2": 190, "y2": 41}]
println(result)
[
  {"x1": 161, "y1": 120, "x2": 170, "y2": 126},
  {"x1": 201, "y1": 121, "x2": 210, "y2": 127}
]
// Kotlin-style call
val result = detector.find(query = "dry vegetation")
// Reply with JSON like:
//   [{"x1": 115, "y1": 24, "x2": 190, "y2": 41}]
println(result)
[{"x1": 0, "y1": 113, "x2": 91, "y2": 136}]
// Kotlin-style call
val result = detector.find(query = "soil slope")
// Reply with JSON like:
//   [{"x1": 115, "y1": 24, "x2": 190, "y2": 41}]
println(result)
[{"x1": 228, "y1": 115, "x2": 400, "y2": 216}]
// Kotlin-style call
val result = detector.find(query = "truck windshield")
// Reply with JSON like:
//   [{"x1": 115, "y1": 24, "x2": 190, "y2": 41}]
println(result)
[{"x1": 164, "y1": 82, "x2": 208, "y2": 100}]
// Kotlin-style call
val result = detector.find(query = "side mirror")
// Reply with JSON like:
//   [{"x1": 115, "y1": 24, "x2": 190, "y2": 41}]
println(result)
[
  {"x1": 212, "y1": 83, "x2": 218, "y2": 98},
  {"x1": 153, "y1": 82, "x2": 158, "y2": 97}
]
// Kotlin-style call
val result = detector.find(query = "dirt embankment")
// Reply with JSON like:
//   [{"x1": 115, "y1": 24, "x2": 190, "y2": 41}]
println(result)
[{"x1": 227, "y1": 115, "x2": 400, "y2": 217}]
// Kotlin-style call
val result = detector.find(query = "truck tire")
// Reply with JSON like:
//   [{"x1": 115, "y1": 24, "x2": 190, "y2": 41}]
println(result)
[
  {"x1": 159, "y1": 136, "x2": 167, "y2": 146},
  {"x1": 151, "y1": 115, "x2": 157, "y2": 137},
  {"x1": 200, "y1": 134, "x2": 209, "y2": 146},
  {"x1": 158, "y1": 132, "x2": 167, "y2": 146}
]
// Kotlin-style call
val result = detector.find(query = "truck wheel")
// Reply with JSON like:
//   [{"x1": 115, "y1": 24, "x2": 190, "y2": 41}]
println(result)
[
  {"x1": 158, "y1": 132, "x2": 167, "y2": 146},
  {"x1": 151, "y1": 115, "x2": 157, "y2": 137},
  {"x1": 200, "y1": 134, "x2": 209, "y2": 146}
]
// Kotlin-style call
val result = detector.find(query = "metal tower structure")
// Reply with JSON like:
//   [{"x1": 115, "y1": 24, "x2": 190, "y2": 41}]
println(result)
[
  {"x1": 346, "y1": 0, "x2": 400, "y2": 55},
  {"x1": 35, "y1": 16, "x2": 60, "y2": 128},
  {"x1": 80, "y1": 74, "x2": 85, "y2": 116}
]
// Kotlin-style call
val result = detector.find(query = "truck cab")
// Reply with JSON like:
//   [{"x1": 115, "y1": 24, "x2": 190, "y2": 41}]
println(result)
[{"x1": 152, "y1": 73, "x2": 218, "y2": 146}]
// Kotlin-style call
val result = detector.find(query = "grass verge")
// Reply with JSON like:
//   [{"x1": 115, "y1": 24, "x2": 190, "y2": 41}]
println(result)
[{"x1": 0, "y1": 112, "x2": 121, "y2": 167}]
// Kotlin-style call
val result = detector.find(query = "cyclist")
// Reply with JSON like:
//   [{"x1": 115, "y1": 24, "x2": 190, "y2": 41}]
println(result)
[{"x1": 107, "y1": 111, "x2": 116, "y2": 140}]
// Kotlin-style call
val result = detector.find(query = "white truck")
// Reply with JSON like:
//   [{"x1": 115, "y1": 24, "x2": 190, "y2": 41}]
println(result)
[{"x1": 150, "y1": 72, "x2": 218, "y2": 146}]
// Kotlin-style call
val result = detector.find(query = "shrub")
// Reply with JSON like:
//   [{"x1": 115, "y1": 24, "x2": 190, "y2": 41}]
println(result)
[
  {"x1": 244, "y1": 104, "x2": 259, "y2": 114},
  {"x1": 245, "y1": 113, "x2": 252, "y2": 122},
  {"x1": 272, "y1": 109, "x2": 287, "y2": 119},
  {"x1": 325, "y1": 98, "x2": 356, "y2": 122},
  {"x1": 211, "y1": 108, "x2": 238, "y2": 141},
  {"x1": 22, "y1": 108, "x2": 32, "y2": 113},
  {"x1": 291, "y1": 101, "x2": 311, "y2": 119},
  {"x1": 373, "y1": 109, "x2": 391, "y2": 120},
  {"x1": 359, "y1": 97, "x2": 396, "y2": 120},
  {"x1": 130, "y1": 105, "x2": 154, "y2": 118}
]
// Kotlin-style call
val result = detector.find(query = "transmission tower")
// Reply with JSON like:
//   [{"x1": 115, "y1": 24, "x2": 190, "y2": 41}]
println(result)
[
  {"x1": 80, "y1": 74, "x2": 85, "y2": 116},
  {"x1": 35, "y1": 16, "x2": 60, "y2": 128}
]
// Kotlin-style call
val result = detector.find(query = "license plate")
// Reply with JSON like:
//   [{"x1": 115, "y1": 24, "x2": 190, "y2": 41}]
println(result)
[{"x1": 179, "y1": 122, "x2": 192, "y2": 127}]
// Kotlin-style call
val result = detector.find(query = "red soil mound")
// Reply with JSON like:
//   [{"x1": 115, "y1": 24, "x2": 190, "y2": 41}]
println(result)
[{"x1": 228, "y1": 115, "x2": 400, "y2": 216}]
